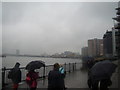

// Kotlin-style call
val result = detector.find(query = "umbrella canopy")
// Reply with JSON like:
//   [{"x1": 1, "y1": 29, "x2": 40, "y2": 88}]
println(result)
[
  {"x1": 25, "y1": 60, "x2": 45, "y2": 70},
  {"x1": 90, "y1": 60, "x2": 117, "y2": 80}
]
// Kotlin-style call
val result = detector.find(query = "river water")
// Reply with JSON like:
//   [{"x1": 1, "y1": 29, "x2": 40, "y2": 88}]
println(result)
[{"x1": 2, "y1": 56, "x2": 82, "y2": 68}]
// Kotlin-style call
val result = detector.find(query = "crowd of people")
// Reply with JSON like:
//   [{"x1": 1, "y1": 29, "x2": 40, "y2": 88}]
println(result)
[
  {"x1": 7, "y1": 59, "x2": 116, "y2": 90},
  {"x1": 8, "y1": 62, "x2": 66, "y2": 90}
]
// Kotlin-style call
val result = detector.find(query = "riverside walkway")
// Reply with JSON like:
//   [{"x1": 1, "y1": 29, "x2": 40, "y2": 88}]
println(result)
[
  {"x1": 19, "y1": 68, "x2": 118, "y2": 89},
  {"x1": 3, "y1": 60, "x2": 118, "y2": 89},
  {"x1": 5, "y1": 66, "x2": 118, "y2": 89}
]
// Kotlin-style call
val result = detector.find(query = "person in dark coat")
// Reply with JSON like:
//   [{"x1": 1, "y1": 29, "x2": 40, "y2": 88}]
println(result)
[
  {"x1": 87, "y1": 60, "x2": 113, "y2": 90},
  {"x1": 100, "y1": 77, "x2": 112, "y2": 90},
  {"x1": 26, "y1": 70, "x2": 39, "y2": 90},
  {"x1": 48, "y1": 63, "x2": 64, "y2": 90},
  {"x1": 88, "y1": 76, "x2": 112, "y2": 90},
  {"x1": 11, "y1": 62, "x2": 21, "y2": 90}
]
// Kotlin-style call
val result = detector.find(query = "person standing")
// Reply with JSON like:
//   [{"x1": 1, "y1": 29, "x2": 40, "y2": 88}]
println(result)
[
  {"x1": 48, "y1": 63, "x2": 64, "y2": 90},
  {"x1": 26, "y1": 70, "x2": 39, "y2": 90},
  {"x1": 8, "y1": 62, "x2": 21, "y2": 90},
  {"x1": 87, "y1": 60, "x2": 117, "y2": 90}
]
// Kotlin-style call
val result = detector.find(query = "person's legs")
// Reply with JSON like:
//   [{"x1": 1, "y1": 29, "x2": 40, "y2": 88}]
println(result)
[
  {"x1": 100, "y1": 79, "x2": 109, "y2": 90},
  {"x1": 91, "y1": 80, "x2": 99, "y2": 90},
  {"x1": 13, "y1": 83, "x2": 18, "y2": 90},
  {"x1": 30, "y1": 87, "x2": 36, "y2": 90}
]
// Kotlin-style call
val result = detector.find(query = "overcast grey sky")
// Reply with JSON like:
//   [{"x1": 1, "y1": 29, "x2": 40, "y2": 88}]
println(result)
[
  {"x1": 2, "y1": 2, "x2": 118, "y2": 55},
  {"x1": 0, "y1": 2, "x2": 2, "y2": 55}
]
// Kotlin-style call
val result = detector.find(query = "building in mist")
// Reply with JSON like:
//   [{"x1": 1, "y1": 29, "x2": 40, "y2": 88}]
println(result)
[
  {"x1": 88, "y1": 38, "x2": 103, "y2": 57},
  {"x1": 112, "y1": 27, "x2": 118, "y2": 57},
  {"x1": 62, "y1": 51, "x2": 80, "y2": 58},
  {"x1": 99, "y1": 42, "x2": 103, "y2": 56},
  {"x1": 81, "y1": 47, "x2": 88, "y2": 57},
  {"x1": 112, "y1": 1, "x2": 120, "y2": 58},
  {"x1": 103, "y1": 30, "x2": 113, "y2": 58},
  {"x1": 51, "y1": 51, "x2": 80, "y2": 58},
  {"x1": 16, "y1": 49, "x2": 20, "y2": 55},
  {"x1": 103, "y1": 28, "x2": 119, "y2": 58}
]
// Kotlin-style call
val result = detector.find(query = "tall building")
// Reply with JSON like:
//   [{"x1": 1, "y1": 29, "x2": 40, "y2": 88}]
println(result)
[
  {"x1": 16, "y1": 49, "x2": 20, "y2": 55},
  {"x1": 81, "y1": 47, "x2": 88, "y2": 57},
  {"x1": 112, "y1": 1, "x2": 120, "y2": 58},
  {"x1": 88, "y1": 38, "x2": 103, "y2": 57},
  {"x1": 112, "y1": 27, "x2": 117, "y2": 57},
  {"x1": 103, "y1": 30, "x2": 113, "y2": 58},
  {"x1": 88, "y1": 39, "x2": 94, "y2": 57},
  {"x1": 99, "y1": 41, "x2": 104, "y2": 56}
]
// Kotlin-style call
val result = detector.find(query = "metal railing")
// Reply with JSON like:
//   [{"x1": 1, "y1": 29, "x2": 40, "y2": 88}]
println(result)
[{"x1": 2, "y1": 62, "x2": 82, "y2": 88}]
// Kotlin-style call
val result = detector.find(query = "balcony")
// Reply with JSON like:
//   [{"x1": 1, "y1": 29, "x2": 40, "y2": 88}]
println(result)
[
  {"x1": 114, "y1": 23, "x2": 120, "y2": 29},
  {"x1": 113, "y1": 16, "x2": 120, "y2": 22}
]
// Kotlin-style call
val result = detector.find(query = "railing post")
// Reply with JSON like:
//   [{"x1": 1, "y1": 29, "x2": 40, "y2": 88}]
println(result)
[
  {"x1": 73, "y1": 63, "x2": 74, "y2": 72},
  {"x1": 43, "y1": 66, "x2": 45, "y2": 79},
  {"x1": 69, "y1": 63, "x2": 70, "y2": 73},
  {"x1": 75, "y1": 62, "x2": 76, "y2": 71},
  {"x1": 2, "y1": 67, "x2": 6, "y2": 88},
  {"x1": 64, "y1": 63, "x2": 66, "y2": 73}
]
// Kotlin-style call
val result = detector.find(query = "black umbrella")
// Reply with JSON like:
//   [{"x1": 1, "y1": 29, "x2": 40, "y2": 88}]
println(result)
[
  {"x1": 90, "y1": 60, "x2": 117, "y2": 80},
  {"x1": 25, "y1": 60, "x2": 45, "y2": 70}
]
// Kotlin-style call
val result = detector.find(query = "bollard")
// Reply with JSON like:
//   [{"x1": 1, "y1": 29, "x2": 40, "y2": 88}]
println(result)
[
  {"x1": 69, "y1": 63, "x2": 70, "y2": 73},
  {"x1": 75, "y1": 62, "x2": 76, "y2": 70},
  {"x1": 2, "y1": 67, "x2": 6, "y2": 88},
  {"x1": 73, "y1": 63, "x2": 74, "y2": 72}
]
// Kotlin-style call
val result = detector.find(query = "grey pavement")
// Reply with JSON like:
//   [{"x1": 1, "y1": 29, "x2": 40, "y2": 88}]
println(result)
[
  {"x1": 18, "y1": 70, "x2": 88, "y2": 89},
  {"x1": 18, "y1": 69, "x2": 118, "y2": 89}
]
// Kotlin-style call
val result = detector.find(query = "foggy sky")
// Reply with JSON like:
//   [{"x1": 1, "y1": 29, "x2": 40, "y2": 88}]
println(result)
[
  {"x1": 2, "y1": 2, "x2": 117, "y2": 55},
  {"x1": 0, "y1": 2, "x2": 2, "y2": 55}
]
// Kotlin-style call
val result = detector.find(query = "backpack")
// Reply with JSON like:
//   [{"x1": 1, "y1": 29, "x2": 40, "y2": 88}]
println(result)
[{"x1": 8, "y1": 69, "x2": 14, "y2": 79}]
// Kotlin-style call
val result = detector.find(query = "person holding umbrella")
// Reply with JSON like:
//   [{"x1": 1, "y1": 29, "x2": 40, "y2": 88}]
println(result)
[
  {"x1": 25, "y1": 60, "x2": 45, "y2": 90},
  {"x1": 87, "y1": 60, "x2": 117, "y2": 90},
  {"x1": 26, "y1": 70, "x2": 39, "y2": 90}
]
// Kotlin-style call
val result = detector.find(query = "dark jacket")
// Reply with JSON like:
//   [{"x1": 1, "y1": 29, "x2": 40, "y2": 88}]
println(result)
[
  {"x1": 11, "y1": 67, "x2": 21, "y2": 84},
  {"x1": 87, "y1": 70, "x2": 112, "y2": 90},
  {"x1": 48, "y1": 69, "x2": 64, "y2": 90}
]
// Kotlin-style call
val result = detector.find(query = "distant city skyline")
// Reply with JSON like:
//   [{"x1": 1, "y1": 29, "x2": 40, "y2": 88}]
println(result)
[{"x1": 2, "y1": 2, "x2": 117, "y2": 55}]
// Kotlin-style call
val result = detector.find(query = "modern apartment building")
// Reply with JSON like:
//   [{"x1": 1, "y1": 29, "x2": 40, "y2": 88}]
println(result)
[
  {"x1": 113, "y1": 1, "x2": 120, "y2": 58},
  {"x1": 88, "y1": 38, "x2": 103, "y2": 57},
  {"x1": 103, "y1": 30, "x2": 113, "y2": 58},
  {"x1": 81, "y1": 47, "x2": 88, "y2": 57}
]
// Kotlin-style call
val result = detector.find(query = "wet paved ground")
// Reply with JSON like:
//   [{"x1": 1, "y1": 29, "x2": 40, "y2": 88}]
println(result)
[
  {"x1": 4, "y1": 60, "x2": 118, "y2": 89},
  {"x1": 17, "y1": 70, "x2": 118, "y2": 89}
]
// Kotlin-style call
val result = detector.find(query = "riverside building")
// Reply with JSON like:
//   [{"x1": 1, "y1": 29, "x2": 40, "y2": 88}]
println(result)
[{"x1": 88, "y1": 38, "x2": 103, "y2": 57}]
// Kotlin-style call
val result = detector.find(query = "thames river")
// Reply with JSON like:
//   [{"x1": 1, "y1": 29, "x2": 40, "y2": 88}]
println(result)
[{"x1": 2, "y1": 56, "x2": 82, "y2": 68}]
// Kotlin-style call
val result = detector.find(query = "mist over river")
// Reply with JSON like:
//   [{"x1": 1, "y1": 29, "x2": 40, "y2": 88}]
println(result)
[{"x1": 2, "y1": 56, "x2": 82, "y2": 68}]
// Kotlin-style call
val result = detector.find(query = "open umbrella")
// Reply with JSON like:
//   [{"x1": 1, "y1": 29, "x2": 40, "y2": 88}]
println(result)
[
  {"x1": 25, "y1": 60, "x2": 45, "y2": 70},
  {"x1": 90, "y1": 60, "x2": 117, "y2": 80}
]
